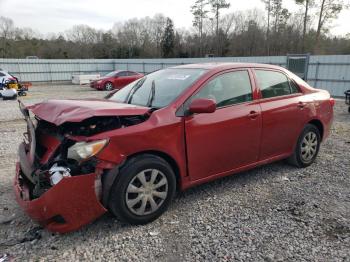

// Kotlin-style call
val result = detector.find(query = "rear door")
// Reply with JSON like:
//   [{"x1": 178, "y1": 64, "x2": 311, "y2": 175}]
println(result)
[
  {"x1": 114, "y1": 71, "x2": 129, "y2": 88},
  {"x1": 127, "y1": 71, "x2": 141, "y2": 81},
  {"x1": 116, "y1": 71, "x2": 140, "y2": 88},
  {"x1": 253, "y1": 69, "x2": 306, "y2": 160},
  {"x1": 184, "y1": 69, "x2": 262, "y2": 181},
  {"x1": 124, "y1": 71, "x2": 141, "y2": 86}
]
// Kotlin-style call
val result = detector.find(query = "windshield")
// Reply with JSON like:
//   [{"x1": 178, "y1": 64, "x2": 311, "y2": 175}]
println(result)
[
  {"x1": 109, "y1": 68, "x2": 207, "y2": 108},
  {"x1": 105, "y1": 71, "x2": 118, "y2": 77}
]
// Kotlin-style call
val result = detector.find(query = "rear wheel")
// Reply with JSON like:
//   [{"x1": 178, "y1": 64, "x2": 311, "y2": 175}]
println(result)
[
  {"x1": 288, "y1": 124, "x2": 321, "y2": 168},
  {"x1": 108, "y1": 154, "x2": 176, "y2": 224},
  {"x1": 104, "y1": 82, "x2": 113, "y2": 91}
]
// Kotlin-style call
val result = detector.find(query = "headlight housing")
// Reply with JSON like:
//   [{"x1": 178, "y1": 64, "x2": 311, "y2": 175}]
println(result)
[{"x1": 67, "y1": 139, "x2": 108, "y2": 161}]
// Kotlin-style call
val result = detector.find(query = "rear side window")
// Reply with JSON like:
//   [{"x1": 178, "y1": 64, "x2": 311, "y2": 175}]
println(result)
[
  {"x1": 289, "y1": 80, "x2": 301, "y2": 94},
  {"x1": 255, "y1": 70, "x2": 291, "y2": 98},
  {"x1": 193, "y1": 71, "x2": 253, "y2": 107},
  {"x1": 127, "y1": 71, "x2": 137, "y2": 76},
  {"x1": 117, "y1": 71, "x2": 128, "y2": 77}
]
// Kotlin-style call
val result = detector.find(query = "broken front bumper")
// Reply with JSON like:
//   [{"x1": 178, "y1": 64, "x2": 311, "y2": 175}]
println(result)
[{"x1": 14, "y1": 162, "x2": 107, "y2": 233}]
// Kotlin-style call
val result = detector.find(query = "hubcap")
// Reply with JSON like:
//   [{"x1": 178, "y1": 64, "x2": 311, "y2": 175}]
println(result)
[
  {"x1": 301, "y1": 131, "x2": 318, "y2": 162},
  {"x1": 106, "y1": 83, "x2": 113, "y2": 90},
  {"x1": 126, "y1": 169, "x2": 168, "y2": 216}
]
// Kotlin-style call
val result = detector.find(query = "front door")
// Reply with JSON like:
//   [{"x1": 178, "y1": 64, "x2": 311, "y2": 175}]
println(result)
[{"x1": 185, "y1": 70, "x2": 262, "y2": 181}]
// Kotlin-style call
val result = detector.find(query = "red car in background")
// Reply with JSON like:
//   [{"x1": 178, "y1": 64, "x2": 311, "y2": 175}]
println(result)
[
  {"x1": 15, "y1": 63, "x2": 334, "y2": 233},
  {"x1": 90, "y1": 70, "x2": 143, "y2": 91}
]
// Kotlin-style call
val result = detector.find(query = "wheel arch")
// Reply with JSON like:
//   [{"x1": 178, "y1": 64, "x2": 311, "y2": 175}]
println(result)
[
  {"x1": 308, "y1": 119, "x2": 324, "y2": 141},
  {"x1": 102, "y1": 149, "x2": 182, "y2": 206},
  {"x1": 125, "y1": 150, "x2": 182, "y2": 190}
]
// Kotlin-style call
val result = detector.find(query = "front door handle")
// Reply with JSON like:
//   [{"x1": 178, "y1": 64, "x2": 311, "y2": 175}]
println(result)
[{"x1": 248, "y1": 111, "x2": 259, "y2": 119}]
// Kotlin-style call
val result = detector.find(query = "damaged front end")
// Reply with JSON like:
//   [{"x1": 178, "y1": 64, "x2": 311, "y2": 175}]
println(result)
[{"x1": 14, "y1": 100, "x2": 149, "y2": 233}]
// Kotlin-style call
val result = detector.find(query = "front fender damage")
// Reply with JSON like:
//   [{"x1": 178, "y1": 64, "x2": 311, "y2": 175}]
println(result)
[{"x1": 15, "y1": 101, "x2": 148, "y2": 233}]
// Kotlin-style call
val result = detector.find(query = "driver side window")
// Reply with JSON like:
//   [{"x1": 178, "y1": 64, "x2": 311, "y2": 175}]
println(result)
[{"x1": 193, "y1": 71, "x2": 253, "y2": 108}]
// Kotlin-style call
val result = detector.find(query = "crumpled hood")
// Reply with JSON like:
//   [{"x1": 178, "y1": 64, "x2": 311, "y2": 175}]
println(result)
[{"x1": 28, "y1": 99, "x2": 150, "y2": 126}]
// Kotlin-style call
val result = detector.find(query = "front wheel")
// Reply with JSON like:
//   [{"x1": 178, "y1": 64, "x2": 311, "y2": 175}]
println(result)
[
  {"x1": 288, "y1": 124, "x2": 321, "y2": 168},
  {"x1": 108, "y1": 154, "x2": 176, "y2": 224},
  {"x1": 104, "y1": 82, "x2": 113, "y2": 91}
]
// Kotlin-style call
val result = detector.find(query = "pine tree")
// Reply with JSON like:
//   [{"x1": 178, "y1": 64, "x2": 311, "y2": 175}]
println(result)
[
  {"x1": 296, "y1": 0, "x2": 314, "y2": 52},
  {"x1": 161, "y1": 18, "x2": 175, "y2": 58},
  {"x1": 191, "y1": 0, "x2": 209, "y2": 56},
  {"x1": 209, "y1": 0, "x2": 230, "y2": 56}
]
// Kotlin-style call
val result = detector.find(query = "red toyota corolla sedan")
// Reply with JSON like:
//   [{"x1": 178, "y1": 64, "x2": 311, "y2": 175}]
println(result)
[
  {"x1": 15, "y1": 63, "x2": 334, "y2": 233},
  {"x1": 90, "y1": 70, "x2": 143, "y2": 91}
]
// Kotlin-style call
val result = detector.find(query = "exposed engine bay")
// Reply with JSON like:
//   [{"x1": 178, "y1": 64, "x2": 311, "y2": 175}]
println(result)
[{"x1": 20, "y1": 107, "x2": 149, "y2": 200}]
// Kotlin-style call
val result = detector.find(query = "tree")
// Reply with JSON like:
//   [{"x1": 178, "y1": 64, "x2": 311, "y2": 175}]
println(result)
[
  {"x1": 209, "y1": 0, "x2": 230, "y2": 55},
  {"x1": 149, "y1": 14, "x2": 167, "y2": 57},
  {"x1": 0, "y1": 16, "x2": 15, "y2": 57},
  {"x1": 268, "y1": 0, "x2": 290, "y2": 54},
  {"x1": 2, "y1": 6, "x2": 350, "y2": 59},
  {"x1": 296, "y1": 0, "x2": 314, "y2": 52},
  {"x1": 261, "y1": 0, "x2": 272, "y2": 55},
  {"x1": 0, "y1": 16, "x2": 15, "y2": 39},
  {"x1": 270, "y1": 0, "x2": 290, "y2": 33},
  {"x1": 315, "y1": 0, "x2": 346, "y2": 52},
  {"x1": 191, "y1": 0, "x2": 209, "y2": 56},
  {"x1": 162, "y1": 18, "x2": 175, "y2": 58}
]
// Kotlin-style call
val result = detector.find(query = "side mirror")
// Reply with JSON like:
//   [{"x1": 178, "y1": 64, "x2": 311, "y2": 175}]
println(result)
[{"x1": 189, "y1": 98, "x2": 216, "y2": 114}]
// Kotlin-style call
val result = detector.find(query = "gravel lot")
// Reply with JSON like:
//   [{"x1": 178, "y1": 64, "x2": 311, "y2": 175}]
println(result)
[{"x1": 0, "y1": 85, "x2": 349, "y2": 261}]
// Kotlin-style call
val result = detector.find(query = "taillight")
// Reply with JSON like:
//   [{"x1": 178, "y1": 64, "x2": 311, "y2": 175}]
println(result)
[{"x1": 329, "y1": 98, "x2": 335, "y2": 107}]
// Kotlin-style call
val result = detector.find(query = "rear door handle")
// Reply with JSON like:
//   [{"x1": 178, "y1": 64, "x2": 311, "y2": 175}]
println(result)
[{"x1": 248, "y1": 111, "x2": 259, "y2": 119}]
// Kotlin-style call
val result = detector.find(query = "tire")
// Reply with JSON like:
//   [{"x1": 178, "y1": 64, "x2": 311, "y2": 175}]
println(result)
[
  {"x1": 108, "y1": 154, "x2": 176, "y2": 224},
  {"x1": 2, "y1": 95, "x2": 16, "y2": 100},
  {"x1": 287, "y1": 124, "x2": 321, "y2": 168},
  {"x1": 104, "y1": 82, "x2": 113, "y2": 91}
]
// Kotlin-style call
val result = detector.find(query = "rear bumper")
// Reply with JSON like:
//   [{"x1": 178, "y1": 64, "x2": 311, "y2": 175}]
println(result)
[{"x1": 14, "y1": 163, "x2": 107, "y2": 233}]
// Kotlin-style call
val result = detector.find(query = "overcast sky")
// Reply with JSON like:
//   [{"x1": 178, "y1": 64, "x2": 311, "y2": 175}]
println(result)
[{"x1": 1, "y1": 0, "x2": 349, "y2": 36}]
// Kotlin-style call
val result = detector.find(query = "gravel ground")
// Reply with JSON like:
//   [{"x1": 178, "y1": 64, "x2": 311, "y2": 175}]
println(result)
[{"x1": 0, "y1": 85, "x2": 349, "y2": 261}]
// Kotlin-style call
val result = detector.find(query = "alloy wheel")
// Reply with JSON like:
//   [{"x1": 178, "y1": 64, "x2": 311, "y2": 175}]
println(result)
[
  {"x1": 105, "y1": 83, "x2": 113, "y2": 90},
  {"x1": 300, "y1": 131, "x2": 318, "y2": 163},
  {"x1": 125, "y1": 169, "x2": 168, "y2": 216}
]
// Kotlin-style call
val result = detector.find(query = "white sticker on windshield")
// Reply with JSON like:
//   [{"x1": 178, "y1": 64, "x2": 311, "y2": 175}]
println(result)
[{"x1": 167, "y1": 74, "x2": 191, "y2": 80}]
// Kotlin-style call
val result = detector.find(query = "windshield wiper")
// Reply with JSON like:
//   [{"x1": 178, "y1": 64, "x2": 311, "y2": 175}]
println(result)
[
  {"x1": 147, "y1": 80, "x2": 156, "y2": 108},
  {"x1": 126, "y1": 77, "x2": 147, "y2": 104}
]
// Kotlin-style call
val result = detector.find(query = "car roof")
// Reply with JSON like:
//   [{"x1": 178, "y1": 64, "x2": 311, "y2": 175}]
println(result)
[
  {"x1": 171, "y1": 62, "x2": 284, "y2": 71},
  {"x1": 112, "y1": 70, "x2": 139, "y2": 74}
]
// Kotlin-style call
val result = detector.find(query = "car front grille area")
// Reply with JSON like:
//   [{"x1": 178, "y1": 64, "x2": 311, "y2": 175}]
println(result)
[{"x1": 26, "y1": 120, "x2": 98, "y2": 199}]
